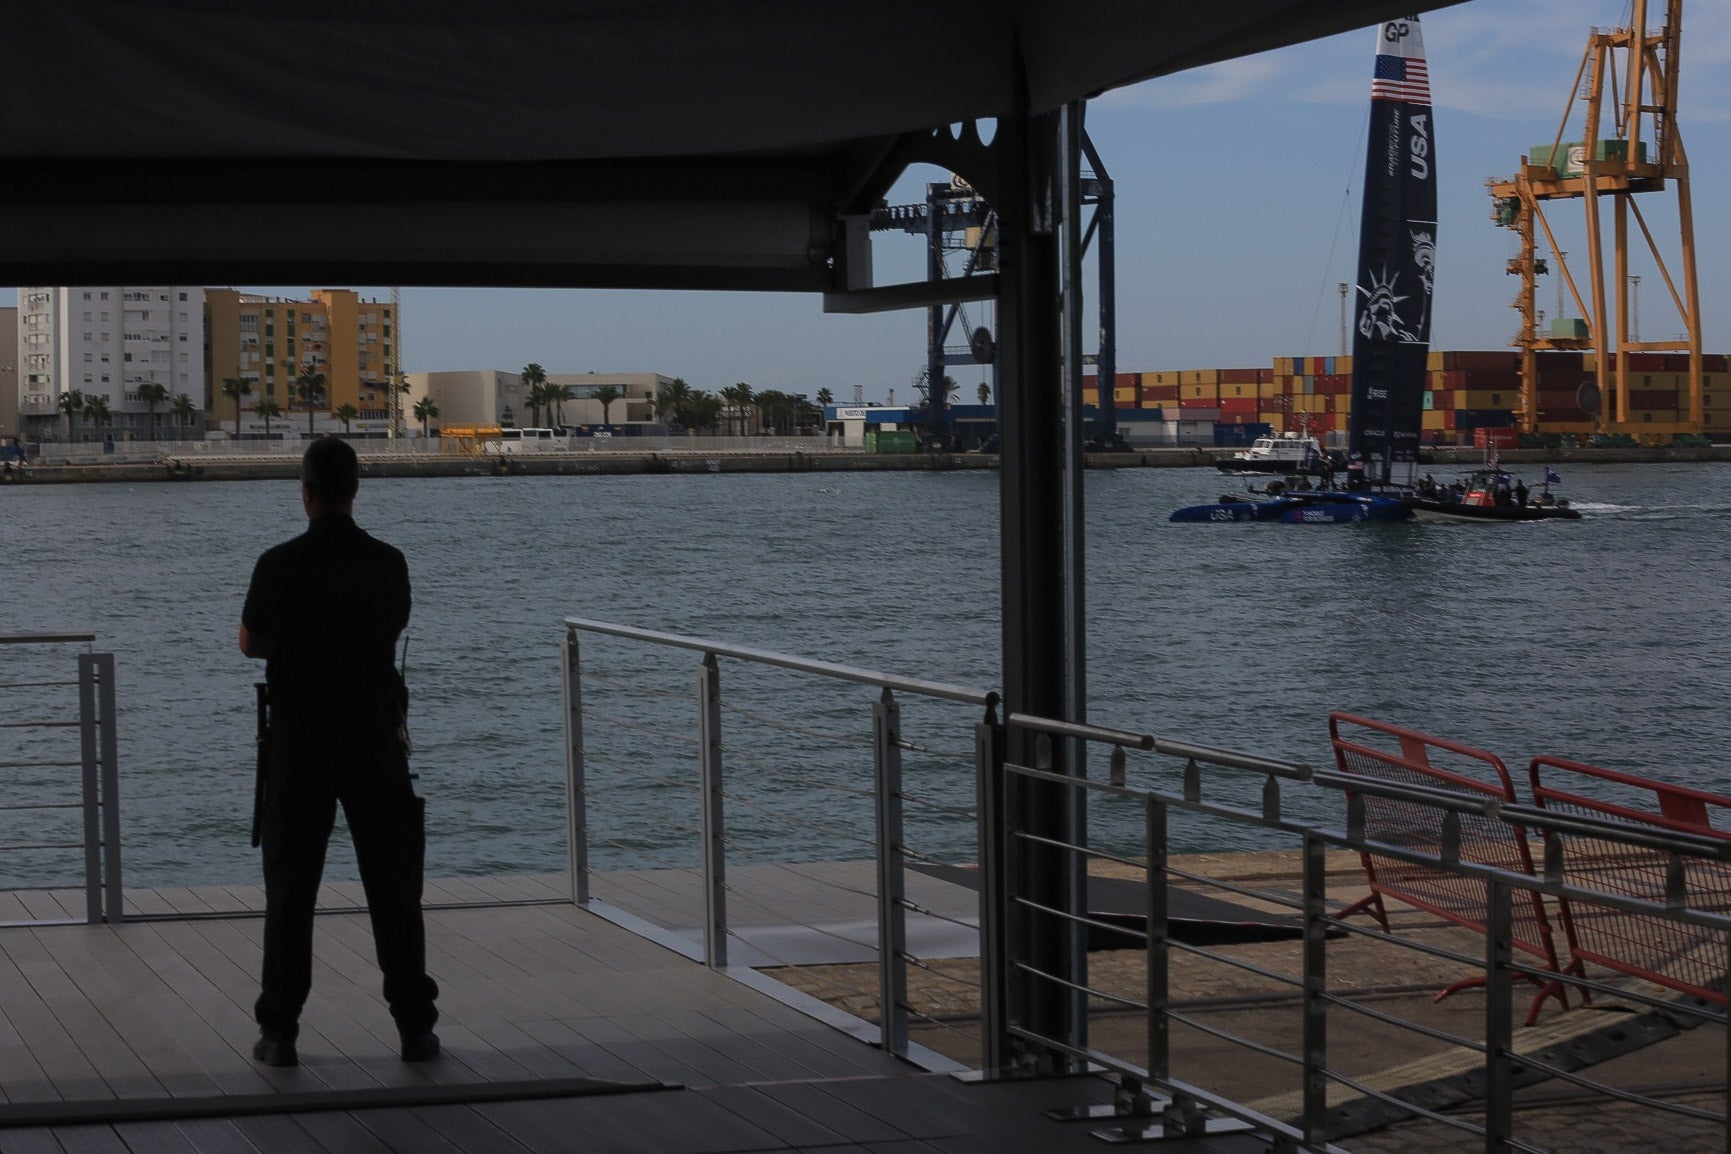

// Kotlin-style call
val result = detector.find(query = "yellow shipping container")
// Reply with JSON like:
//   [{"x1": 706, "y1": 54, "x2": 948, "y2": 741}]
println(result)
[
  {"x1": 1183, "y1": 369, "x2": 1222, "y2": 385},
  {"x1": 1460, "y1": 389, "x2": 1519, "y2": 410},
  {"x1": 1142, "y1": 371, "x2": 1172, "y2": 386},
  {"x1": 1422, "y1": 409, "x2": 1448, "y2": 430},
  {"x1": 1426, "y1": 351, "x2": 1445, "y2": 371},
  {"x1": 1273, "y1": 356, "x2": 1296, "y2": 374}
]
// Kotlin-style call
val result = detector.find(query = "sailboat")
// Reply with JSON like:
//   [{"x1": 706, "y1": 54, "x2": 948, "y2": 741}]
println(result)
[{"x1": 1173, "y1": 18, "x2": 1427, "y2": 525}]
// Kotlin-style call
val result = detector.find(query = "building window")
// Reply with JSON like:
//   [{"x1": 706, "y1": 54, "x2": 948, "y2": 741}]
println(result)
[{"x1": 179, "y1": 292, "x2": 188, "y2": 301}]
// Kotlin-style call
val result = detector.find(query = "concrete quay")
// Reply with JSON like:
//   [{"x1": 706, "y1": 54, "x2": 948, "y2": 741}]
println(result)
[{"x1": 5, "y1": 441, "x2": 1728, "y2": 484}]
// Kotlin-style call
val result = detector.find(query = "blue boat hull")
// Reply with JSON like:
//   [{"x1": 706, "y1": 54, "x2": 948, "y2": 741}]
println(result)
[{"x1": 1170, "y1": 492, "x2": 1411, "y2": 524}]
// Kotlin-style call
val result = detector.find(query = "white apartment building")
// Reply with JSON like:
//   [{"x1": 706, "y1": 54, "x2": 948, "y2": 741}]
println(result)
[{"x1": 18, "y1": 286, "x2": 206, "y2": 441}]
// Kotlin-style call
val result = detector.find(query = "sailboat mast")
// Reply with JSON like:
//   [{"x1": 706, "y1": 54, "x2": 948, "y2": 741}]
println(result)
[{"x1": 1348, "y1": 17, "x2": 1437, "y2": 486}]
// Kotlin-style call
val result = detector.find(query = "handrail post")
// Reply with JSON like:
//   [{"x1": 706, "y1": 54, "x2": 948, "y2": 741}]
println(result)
[
  {"x1": 873, "y1": 688, "x2": 908, "y2": 1057},
  {"x1": 698, "y1": 652, "x2": 728, "y2": 968},
  {"x1": 76, "y1": 654, "x2": 103, "y2": 924},
  {"x1": 95, "y1": 653, "x2": 122, "y2": 923},
  {"x1": 1484, "y1": 877, "x2": 1515, "y2": 1154},
  {"x1": 1146, "y1": 794, "x2": 1170, "y2": 1088},
  {"x1": 561, "y1": 627, "x2": 589, "y2": 905},
  {"x1": 1301, "y1": 832, "x2": 1328, "y2": 1148},
  {"x1": 976, "y1": 709, "x2": 1009, "y2": 1074}
]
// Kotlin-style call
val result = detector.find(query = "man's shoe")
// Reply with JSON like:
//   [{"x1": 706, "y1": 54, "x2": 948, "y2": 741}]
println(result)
[
  {"x1": 400, "y1": 1030, "x2": 441, "y2": 1062},
  {"x1": 252, "y1": 1034, "x2": 298, "y2": 1067}
]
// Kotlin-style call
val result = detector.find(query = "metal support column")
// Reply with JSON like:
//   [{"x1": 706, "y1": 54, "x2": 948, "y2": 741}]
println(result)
[
  {"x1": 995, "y1": 94, "x2": 1081, "y2": 1070},
  {"x1": 561, "y1": 628, "x2": 590, "y2": 905},
  {"x1": 697, "y1": 652, "x2": 728, "y2": 968},
  {"x1": 873, "y1": 689, "x2": 909, "y2": 1057}
]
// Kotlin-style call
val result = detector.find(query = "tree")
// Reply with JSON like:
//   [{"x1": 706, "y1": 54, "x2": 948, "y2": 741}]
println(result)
[
  {"x1": 978, "y1": 381, "x2": 992, "y2": 405},
  {"x1": 815, "y1": 387, "x2": 834, "y2": 407},
  {"x1": 333, "y1": 403, "x2": 360, "y2": 434},
  {"x1": 413, "y1": 395, "x2": 440, "y2": 437},
  {"x1": 58, "y1": 389, "x2": 84, "y2": 440},
  {"x1": 594, "y1": 384, "x2": 621, "y2": 425},
  {"x1": 520, "y1": 363, "x2": 547, "y2": 426},
  {"x1": 653, "y1": 377, "x2": 693, "y2": 429},
  {"x1": 547, "y1": 383, "x2": 573, "y2": 428},
  {"x1": 136, "y1": 382, "x2": 168, "y2": 441},
  {"x1": 254, "y1": 397, "x2": 283, "y2": 437},
  {"x1": 295, "y1": 367, "x2": 326, "y2": 436},
  {"x1": 220, "y1": 377, "x2": 253, "y2": 438},
  {"x1": 170, "y1": 393, "x2": 197, "y2": 438},
  {"x1": 720, "y1": 382, "x2": 755, "y2": 435},
  {"x1": 82, "y1": 393, "x2": 112, "y2": 438}
]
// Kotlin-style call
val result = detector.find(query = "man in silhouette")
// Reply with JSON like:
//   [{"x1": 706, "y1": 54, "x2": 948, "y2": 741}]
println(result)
[{"x1": 240, "y1": 437, "x2": 438, "y2": 1067}]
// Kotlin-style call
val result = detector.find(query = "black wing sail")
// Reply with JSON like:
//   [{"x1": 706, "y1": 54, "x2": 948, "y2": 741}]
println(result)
[{"x1": 1348, "y1": 17, "x2": 1436, "y2": 483}]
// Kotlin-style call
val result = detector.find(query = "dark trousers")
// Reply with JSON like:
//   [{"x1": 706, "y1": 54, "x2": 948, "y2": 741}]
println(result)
[{"x1": 255, "y1": 742, "x2": 438, "y2": 1040}]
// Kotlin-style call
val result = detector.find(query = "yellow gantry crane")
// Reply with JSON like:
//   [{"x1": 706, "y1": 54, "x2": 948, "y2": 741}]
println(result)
[{"x1": 1487, "y1": 0, "x2": 1702, "y2": 439}]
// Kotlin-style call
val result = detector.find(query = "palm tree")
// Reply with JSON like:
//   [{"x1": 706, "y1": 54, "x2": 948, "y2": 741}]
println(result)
[
  {"x1": 547, "y1": 383, "x2": 573, "y2": 429},
  {"x1": 220, "y1": 377, "x2": 253, "y2": 438},
  {"x1": 137, "y1": 382, "x2": 168, "y2": 441},
  {"x1": 594, "y1": 385, "x2": 621, "y2": 426},
  {"x1": 520, "y1": 363, "x2": 547, "y2": 425},
  {"x1": 333, "y1": 403, "x2": 360, "y2": 434},
  {"x1": 653, "y1": 377, "x2": 692, "y2": 428},
  {"x1": 978, "y1": 381, "x2": 992, "y2": 405},
  {"x1": 413, "y1": 395, "x2": 440, "y2": 437},
  {"x1": 295, "y1": 367, "x2": 326, "y2": 436},
  {"x1": 815, "y1": 387, "x2": 834, "y2": 407},
  {"x1": 58, "y1": 389, "x2": 84, "y2": 441},
  {"x1": 170, "y1": 393, "x2": 197, "y2": 439},
  {"x1": 83, "y1": 394, "x2": 112, "y2": 440},
  {"x1": 254, "y1": 398, "x2": 283, "y2": 437}
]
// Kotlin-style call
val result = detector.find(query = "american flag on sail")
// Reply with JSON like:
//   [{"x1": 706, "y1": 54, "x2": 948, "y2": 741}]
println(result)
[{"x1": 1371, "y1": 55, "x2": 1431, "y2": 106}]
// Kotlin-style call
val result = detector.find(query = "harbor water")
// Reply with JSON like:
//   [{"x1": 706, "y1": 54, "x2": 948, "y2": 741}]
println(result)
[{"x1": 3, "y1": 461, "x2": 1727, "y2": 888}]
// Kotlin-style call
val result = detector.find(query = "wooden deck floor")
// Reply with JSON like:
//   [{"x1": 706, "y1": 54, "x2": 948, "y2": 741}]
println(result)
[{"x1": 0, "y1": 873, "x2": 1258, "y2": 1154}]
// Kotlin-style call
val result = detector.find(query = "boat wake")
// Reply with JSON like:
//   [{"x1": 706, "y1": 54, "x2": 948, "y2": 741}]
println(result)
[{"x1": 1586, "y1": 500, "x2": 1731, "y2": 520}]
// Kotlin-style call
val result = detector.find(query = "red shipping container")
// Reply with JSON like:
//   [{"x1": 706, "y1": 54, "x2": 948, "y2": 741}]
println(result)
[{"x1": 1473, "y1": 427, "x2": 1519, "y2": 449}]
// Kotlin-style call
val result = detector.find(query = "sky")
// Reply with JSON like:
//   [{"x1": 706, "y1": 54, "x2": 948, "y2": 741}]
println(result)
[{"x1": 8, "y1": 0, "x2": 1727, "y2": 406}]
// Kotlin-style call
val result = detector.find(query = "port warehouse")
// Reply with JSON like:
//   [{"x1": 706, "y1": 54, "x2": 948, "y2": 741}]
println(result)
[{"x1": 1087, "y1": 348, "x2": 1731, "y2": 448}]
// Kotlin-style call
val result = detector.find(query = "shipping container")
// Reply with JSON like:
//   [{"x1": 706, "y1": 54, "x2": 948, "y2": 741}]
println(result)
[
  {"x1": 1460, "y1": 389, "x2": 1518, "y2": 410},
  {"x1": 1627, "y1": 389, "x2": 1680, "y2": 410},
  {"x1": 1422, "y1": 409, "x2": 1448, "y2": 430},
  {"x1": 1474, "y1": 427, "x2": 1520, "y2": 450},
  {"x1": 1221, "y1": 368, "x2": 1262, "y2": 385},
  {"x1": 1457, "y1": 408, "x2": 1517, "y2": 431}
]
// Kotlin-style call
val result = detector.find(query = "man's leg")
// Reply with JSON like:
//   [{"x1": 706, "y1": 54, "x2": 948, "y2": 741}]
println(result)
[
  {"x1": 255, "y1": 778, "x2": 337, "y2": 1057},
  {"x1": 345, "y1": 778, "x2": 439, "y2": 1050}
]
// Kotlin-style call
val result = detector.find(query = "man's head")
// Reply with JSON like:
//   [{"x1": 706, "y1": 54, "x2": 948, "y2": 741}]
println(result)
[{"x1": 301, "y1": 436, "x2": 360, "y2": 513}]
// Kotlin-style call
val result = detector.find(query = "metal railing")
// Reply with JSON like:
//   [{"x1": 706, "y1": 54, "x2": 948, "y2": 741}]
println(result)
[
  {"x1": 1000, "y1": 732, "x2": 1731, "y2": 1152},
  {"x1": 559, "y1": 619, "x2": 1731, "y2": 1153},
  {"x1": 561, "y1": 617, "x2": 997, "y2": 1067},
  {"x1": 0, "y1": 634, "x2": 123, "y2": 924}
]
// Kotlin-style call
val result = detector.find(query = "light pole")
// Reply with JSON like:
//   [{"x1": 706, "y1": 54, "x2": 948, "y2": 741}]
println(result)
[{"x1": 1338, "y1": 282, "x2": 1349, "y2": 356}]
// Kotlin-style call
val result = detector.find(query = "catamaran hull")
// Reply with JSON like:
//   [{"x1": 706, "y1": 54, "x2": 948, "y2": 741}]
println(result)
[{"x1": 1170, "y1": 494, "x2": 1411, "y2": 524}]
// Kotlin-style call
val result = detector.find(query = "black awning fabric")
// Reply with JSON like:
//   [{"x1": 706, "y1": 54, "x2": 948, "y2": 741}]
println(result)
[{"x1": 7, "y1": 1, "x2": 1461, "y2": 164}]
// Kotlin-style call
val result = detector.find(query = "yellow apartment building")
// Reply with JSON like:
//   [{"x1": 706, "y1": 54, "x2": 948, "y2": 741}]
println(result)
[{"x1": 205, "y1": 289, "x2": 399, "y2": 437}]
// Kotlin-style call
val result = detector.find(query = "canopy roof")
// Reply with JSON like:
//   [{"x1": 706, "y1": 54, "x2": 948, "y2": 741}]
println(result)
[{"x1": 2, "y1": 0, "x2": 1459, "y2": 288}]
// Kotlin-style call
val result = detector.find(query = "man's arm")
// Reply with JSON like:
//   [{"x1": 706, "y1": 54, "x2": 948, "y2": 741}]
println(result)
[{"x1": 239, "y1": 623, "x2": 272, "y2": 659}]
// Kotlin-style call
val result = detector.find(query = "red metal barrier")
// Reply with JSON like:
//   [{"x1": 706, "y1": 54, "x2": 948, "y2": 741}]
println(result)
[
  {"x1": 1329, "y1": 712, "x2": 1570, "y2": 1023},
  {"x1": 1528, "y1": 755, "x2": 1731, "y2": 1006}
]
